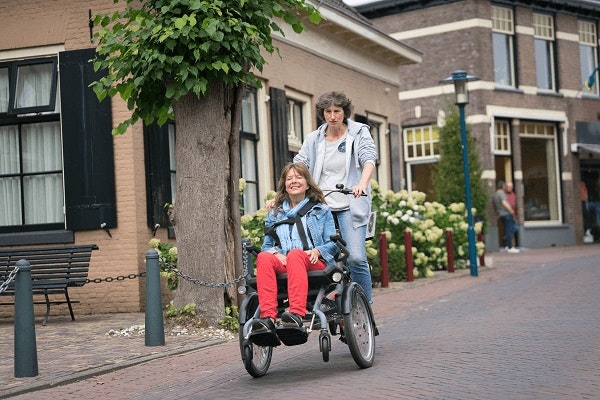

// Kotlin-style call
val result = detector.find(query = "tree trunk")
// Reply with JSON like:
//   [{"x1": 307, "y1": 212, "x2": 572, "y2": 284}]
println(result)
[{"x1": 171, "y1": 80, "x2": 243, "y2": 325}]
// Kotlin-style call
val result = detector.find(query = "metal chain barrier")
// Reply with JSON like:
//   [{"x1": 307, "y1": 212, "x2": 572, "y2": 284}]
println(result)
[
  {"x1": 0, "y1": 265, "x2": 19, "y2": 294},
  {"x1": 83, "y1": 240, "x2": 253, "y2": 287},
  {"x1": 158, "y1": 240, "x2": 252, "y2": 288},
  {"x1": 85, "y1": 272, "x2": 146, "y2": 284}
]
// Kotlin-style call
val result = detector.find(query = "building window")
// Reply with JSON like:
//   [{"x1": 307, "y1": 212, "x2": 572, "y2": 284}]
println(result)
[
  {"x1": 368, "y1": 119, "x2": 382, "y2": 182},
  {"x1": 357, "y1": 113, "x2": 384, "y2": 183},
  {"x1": 492, "y1": 5, "x2": 515, "y2": 87},
  {"x1": 520, "y1": 122, "x2": 560, "y2": 223},
  {"x1": 167, "y1": 124, "x2": 176, "y2": 202},
  {"x1": 240, "y1": 87, "x2": 259, "y2": 214},
  {"x1": 287, "y1": 98, "x2": 304, "y2": 151},
  {"x1": 0, "y1": 121, "x2": 63, "y2": 226},
  {"x1": 533, "y1": 13, "x2": 556, "y2": 91},
  {"x1": 0, "y1": 58, "x2": 62, "y2": 227},
  {"x1": 493, "y1": 120, "x2": 511, "y2": 154},
  {"x1": 1, "y1": 49, "x2": 115, "y2": 238},
  {"x1": 285, "y1": 89, "x2": 311, "y2": 159},
  {"x1": 579, "y1": 20, "x2": 599, "y2": 96},
  {"x1": 403, "y1": 125, "x2": 439, "y2": 198},
  {"x1": 404, "y1": 125, "x2": 440, "y2": 161}
]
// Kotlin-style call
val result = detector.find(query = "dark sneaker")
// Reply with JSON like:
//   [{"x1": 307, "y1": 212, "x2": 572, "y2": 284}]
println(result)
[
  {"x1": 281, "y1": 312, "x2": 304, "y2": 328},
  {"x1": 249, "y1": 318, "x2": 280, "y2": 347}
]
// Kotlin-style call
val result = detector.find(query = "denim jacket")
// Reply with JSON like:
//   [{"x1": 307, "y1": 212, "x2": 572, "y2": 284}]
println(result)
[{"x1": 262, "y1": 200, "x2": 338, "y2": 267}]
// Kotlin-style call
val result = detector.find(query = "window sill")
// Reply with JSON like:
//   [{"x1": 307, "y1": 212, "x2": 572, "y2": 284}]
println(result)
[
  {"x1": 494, "y1": 86, "x2": 524, "y2": 94},
  {"x1": 0, "y1": 230, "x2": 74, "y2": 247},
  {"x1": 536, "y1": 90, "x2": 563, "y2": 98},
  {"x1": 581, "y1": 93, "x2": 600, "y2": 101}
]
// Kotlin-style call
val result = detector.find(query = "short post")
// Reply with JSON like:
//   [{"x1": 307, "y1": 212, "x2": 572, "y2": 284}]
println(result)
[
  {"x1": 145, "y1": 249, "x2": 165, "y2": 346},
  {"x1": 14, "y1": 259, "x2": 38, "y2": 378},
  {"x1": 445, "y1": 229, "x2": 455, "y2": 273},
  {"x1": 378, "y1": 232, "x2": 389, "y2": 288},
  {"x1": 477, "y1": 231, "x2": 486, "y2": 267},
  {"x1": 404, "y1": 229, "x2": 414, "y2": 282}
]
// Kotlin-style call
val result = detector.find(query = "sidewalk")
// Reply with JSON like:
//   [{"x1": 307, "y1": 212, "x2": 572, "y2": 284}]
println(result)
[{"x1": 1, "y1": 244, "x2": 598, "y2": 398}]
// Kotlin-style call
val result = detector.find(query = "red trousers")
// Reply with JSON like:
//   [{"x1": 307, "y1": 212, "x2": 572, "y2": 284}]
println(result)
[{"x1": 256, "y1": 249, "x2": 326, "y2": 319}]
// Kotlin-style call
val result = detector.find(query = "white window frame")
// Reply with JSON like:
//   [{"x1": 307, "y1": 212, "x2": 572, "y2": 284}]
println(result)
[
  {"x1": 579, "y1": 20, "x2": 599, "y2": 96},
  {"x1": 533, "y1": 13, "x2": 556, "y2": 92},
  {"x1": 239, "y1": 87, "x2": 260, "y2": 214},
  {"x1": 519, "y1": 121, "x2": 562, "y2": 225},
  {"x1": 285, "y1": 88, "x2": 311, "y2": 154},
  {"x1": 403, "y1": 125, "x2": 440, "y2": 162},
  {"x1": 492, "y1": 119, "x2": 511, "y2": 155},
  {"x1": 403, "y1": 125, "x2": 440, "y2": 195},
  {"x1": 492, "y1": 5, "x2": 516, "y2": 88}
]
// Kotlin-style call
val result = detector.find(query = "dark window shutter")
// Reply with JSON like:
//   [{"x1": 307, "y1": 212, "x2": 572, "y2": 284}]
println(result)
[
  {"x1": 59, "y1": 48, "x2": 116, "y2": 230},
  {"x1": 389, "y1": 123, "x2": 402, "y2": 191},
  {"x1": 354, "y1": 114, "x2": 368, "y2": 124},
  {"x1": 144, "y1": 123, "x2": 172, "y2": 228},
  {"x1": 269, "y1": 87, "x2": 289, "y2": 187}
]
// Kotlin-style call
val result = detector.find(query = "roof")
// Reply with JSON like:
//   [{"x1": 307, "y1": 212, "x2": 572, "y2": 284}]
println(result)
[
  {"x1": 356, "y1": 0, "x2": 600, "y2": 17},
  {"x1": 315, "y1": 0, "x2": 374, "y2": 25},
  {"x1": 308, "y1": 0, "x2": 422, "y2": 65}
]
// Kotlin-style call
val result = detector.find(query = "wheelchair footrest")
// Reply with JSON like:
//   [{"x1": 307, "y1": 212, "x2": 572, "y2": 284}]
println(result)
[
  {"x1": 276, "y1": 326, "x2": 308, "y2": 346},
  {"x1": 249, "y1": 330, "x2": 281, "y2": 347}
]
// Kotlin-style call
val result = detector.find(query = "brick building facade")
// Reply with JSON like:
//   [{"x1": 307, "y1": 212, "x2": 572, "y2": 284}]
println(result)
[
  {"x1": 358, "y1": 0, "x2": 600, "y2": 250},
  {"x1": 0, "y1": 0, "x2": 421, "y2": 318}
]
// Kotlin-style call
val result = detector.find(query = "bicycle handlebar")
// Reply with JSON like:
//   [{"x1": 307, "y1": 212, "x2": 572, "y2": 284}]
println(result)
[{"x1": 324, "y1": 184, "x2": 367, "y2": 197}]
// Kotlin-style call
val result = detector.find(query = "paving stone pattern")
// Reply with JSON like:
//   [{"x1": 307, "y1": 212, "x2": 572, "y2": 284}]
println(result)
[{"x1": 2, "y1": 245, "x2": 599, "y2": 399}]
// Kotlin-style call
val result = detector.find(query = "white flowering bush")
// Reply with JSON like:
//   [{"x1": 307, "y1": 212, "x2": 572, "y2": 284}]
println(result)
[
  {"x1": 149, "y1": 238, "x2": 178, "y2": 290},
  {"x1": 240, "y1": 189, "x2": 276, "y2": 249},
  {"x1": 368, "y1": 180, "x2": 485, "y2": 282},
  {"x1": 239, "y1": 179, "x2": 485, "y2": 283}
]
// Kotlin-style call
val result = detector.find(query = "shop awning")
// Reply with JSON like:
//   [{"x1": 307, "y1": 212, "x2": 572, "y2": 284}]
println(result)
[{"x1": 571, "y1": 143, "x2": 600, "y2": 159}]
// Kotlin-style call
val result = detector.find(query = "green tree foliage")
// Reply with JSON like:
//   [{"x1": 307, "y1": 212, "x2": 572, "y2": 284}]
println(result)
[
  {"x1": 92, "y1": 0, "x2": 321, "y2": 134},
  {"x1": 90, "y1": 0, "x2": 321, "y2": 324},
  {"x1": 433, "y1": 110, "x2": 488, "y2": 228}
]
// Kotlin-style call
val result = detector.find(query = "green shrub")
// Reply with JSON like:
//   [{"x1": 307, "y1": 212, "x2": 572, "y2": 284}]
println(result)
[{"x1": 240, "y1": 180, "x2": 485, "y2": 283}]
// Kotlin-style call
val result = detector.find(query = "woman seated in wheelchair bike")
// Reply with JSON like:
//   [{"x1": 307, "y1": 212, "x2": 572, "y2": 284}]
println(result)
[{"x1": 250, "y1": 162, "x2": 338, "y2": 346}]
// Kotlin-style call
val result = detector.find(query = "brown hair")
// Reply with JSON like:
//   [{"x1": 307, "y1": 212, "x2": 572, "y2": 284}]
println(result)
[
  {"x1": 273, "y1": 163, "x2": 325, "y2": 212},
  {"x1": 316, "y1": 91, "x2": 353, "y2": 123}
]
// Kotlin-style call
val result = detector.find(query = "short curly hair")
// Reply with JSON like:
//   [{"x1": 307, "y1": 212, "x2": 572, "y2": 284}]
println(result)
[{"x1": 316, "y1": 91, "x2": 353, "y2": 122}]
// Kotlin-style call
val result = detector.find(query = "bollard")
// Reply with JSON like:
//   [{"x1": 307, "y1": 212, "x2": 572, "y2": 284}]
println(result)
[
  {"x1": 477, "y1": 232, "x2": 486, "y2": 267},
  {"x1": 14, "y1": 259, "x2": 38, "y2": 377},
  {"x1": 145, "y1": 249, "x2": 165, "y2": 346},
  {"x1": 378, "y1": 232, "x2": 389, "y2": 288},
  {"x1": 403, "y1": 229, "x2": 414, "y2": 282},
  {"x1": 445, "y1": 229, "x2": 455, "y2": 273}
]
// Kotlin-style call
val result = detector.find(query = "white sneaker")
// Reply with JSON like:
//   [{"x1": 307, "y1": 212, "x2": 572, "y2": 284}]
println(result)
[{"x1": 506, "y1": 247, "x2": 520, "y2": 253}]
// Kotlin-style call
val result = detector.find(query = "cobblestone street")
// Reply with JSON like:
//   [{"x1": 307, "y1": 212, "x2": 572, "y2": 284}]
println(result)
[{"x1": 2, "y1": 245, "x2": 599, "y2": 399}]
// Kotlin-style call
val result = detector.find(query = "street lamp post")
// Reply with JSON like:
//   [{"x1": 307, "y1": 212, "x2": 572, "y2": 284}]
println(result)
[{"x1": 440, "y1": 70, "x2": 479, "y2": 277}]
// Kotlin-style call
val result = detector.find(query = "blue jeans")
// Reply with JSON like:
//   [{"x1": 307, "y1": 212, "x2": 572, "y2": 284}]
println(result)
[
  {"x1": 500, "y1": 214, "x2": 517, "y2": 248},
  {"x1": 333, "y1": 209, "x2": 373, "y2": 301}
]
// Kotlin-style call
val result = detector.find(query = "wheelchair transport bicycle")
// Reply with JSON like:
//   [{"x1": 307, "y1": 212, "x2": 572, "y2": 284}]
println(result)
[{"x1": 237, "y1": 185, "x2": 379, "y2": 377}]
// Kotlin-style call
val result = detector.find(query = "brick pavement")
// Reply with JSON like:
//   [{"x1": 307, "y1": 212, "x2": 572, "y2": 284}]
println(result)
[{"x1": 1, "y1": 244, "x2": 599, "y2": 399}]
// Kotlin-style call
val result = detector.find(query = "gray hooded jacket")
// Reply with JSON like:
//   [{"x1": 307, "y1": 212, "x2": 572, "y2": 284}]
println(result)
[{"x1": 294, "y1": 118, "x2": 377, "y2": 228}]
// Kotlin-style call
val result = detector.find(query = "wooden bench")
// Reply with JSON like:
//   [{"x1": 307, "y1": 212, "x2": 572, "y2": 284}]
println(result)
[{"x1": 0, "y1": 245, "x2": 98, "y2": 325}]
